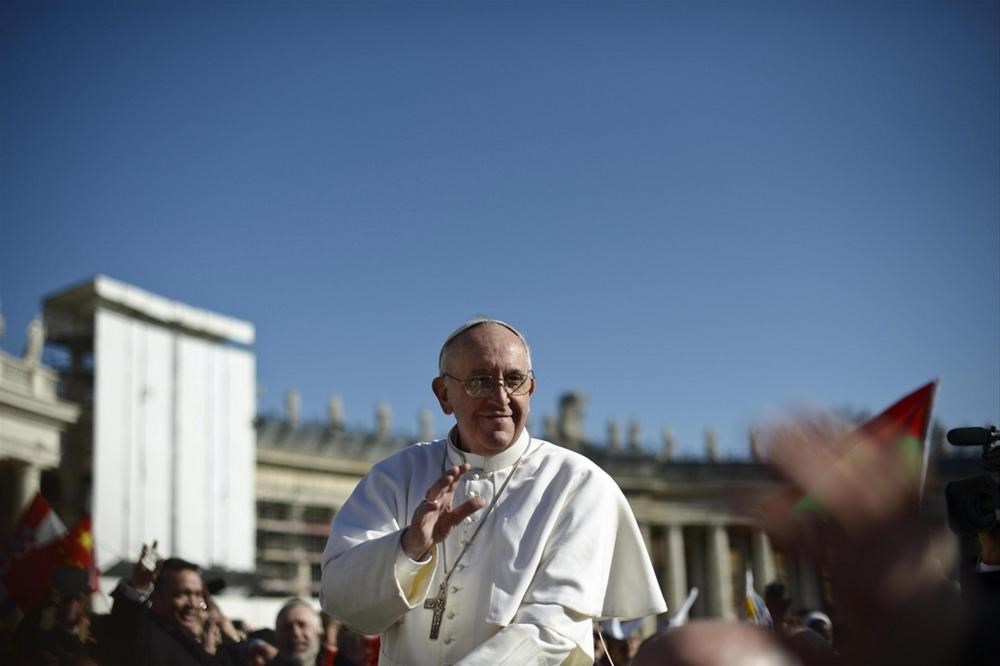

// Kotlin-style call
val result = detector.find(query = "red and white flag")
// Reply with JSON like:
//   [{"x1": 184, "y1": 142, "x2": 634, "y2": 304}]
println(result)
[{"x1": 0, "y1": 492, "x2": 66, "y2": 566}]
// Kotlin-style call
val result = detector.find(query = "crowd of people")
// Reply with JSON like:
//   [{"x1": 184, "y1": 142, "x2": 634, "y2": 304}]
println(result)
[
  {"x1": 1, "y1": 542, "x2": 380, "y2": 666},
  {"x1": 2, "y1": 317, "x2": 995, "y2": 665},
  {"x1": 3, "y1": 528, "x2": 992, "y2": 666}
]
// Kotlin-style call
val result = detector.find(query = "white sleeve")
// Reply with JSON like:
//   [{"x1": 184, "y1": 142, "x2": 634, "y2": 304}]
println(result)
[
  {"x1": 393, "y1": 537, "x2": 438, "y2": 604},
  {"x1": 321, "y1": 463, "x2": 440, "y2": 635}
]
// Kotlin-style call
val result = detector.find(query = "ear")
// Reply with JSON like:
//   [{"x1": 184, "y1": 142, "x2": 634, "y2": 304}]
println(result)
[{"x1": 432, "y1": 376, "x2": 453, "y2": 415}]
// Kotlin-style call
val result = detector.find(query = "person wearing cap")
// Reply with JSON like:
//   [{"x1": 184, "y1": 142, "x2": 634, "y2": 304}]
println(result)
[
  {"x1": 321, "y1": 317, "x2": 665, "y2": 664},
  {"x1": 803, "y1": 611, "x2": 832, "y2": 645}
]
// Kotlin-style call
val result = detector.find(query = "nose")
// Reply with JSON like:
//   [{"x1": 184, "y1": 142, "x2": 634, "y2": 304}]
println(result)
[
  {"x1": 485, "y1": 378, "x2": 511, "y2": 403},
  {"x1": 185, "y1": 592, "x2": 206, "y2": 611}
]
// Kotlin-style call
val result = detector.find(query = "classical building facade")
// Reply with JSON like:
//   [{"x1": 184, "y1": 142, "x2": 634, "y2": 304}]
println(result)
[
  {"x1": 255, "y1": 394, "x2": 974, "y2": 629},
  {"x1": 0, "y1": 314, "x2": 80, "y2": 537},
  {"x1": 257, "y1": 418, "x2": 788, "y2": 618},
  {"x1": 254, "y1": 415, "x2": 406, "y2": 597},
  {"x1": 256, "y1": 404, "x2": 805, "y2": 624},
  {"x1": 9, "y1": 277, "x2": 980, "y2": 627}
]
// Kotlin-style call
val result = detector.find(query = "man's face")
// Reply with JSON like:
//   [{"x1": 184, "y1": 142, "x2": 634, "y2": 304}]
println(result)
[
  {"x1": 276, "y1": 605, "x2": 320, "y2": 663},
  {"x1": 433, "y1": 324, "x2": 533, "y2": 456},
  {"x1": 151, "y1": 569, "x2": 207, "y2": 640}
]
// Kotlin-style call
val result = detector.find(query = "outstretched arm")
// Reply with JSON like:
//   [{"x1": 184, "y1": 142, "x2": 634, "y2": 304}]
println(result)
[{"x1": 321, "y1": 462, "x2": 484, "y2": 634}]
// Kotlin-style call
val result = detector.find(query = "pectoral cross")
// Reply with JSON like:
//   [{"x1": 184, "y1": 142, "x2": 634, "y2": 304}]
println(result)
[{"x1": 424, "y1": 581, "x2": 448, "y2": 640}]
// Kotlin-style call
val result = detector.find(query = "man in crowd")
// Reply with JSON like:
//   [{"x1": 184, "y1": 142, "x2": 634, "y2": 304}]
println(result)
[
  {"x1": 109, "y1": 545, "x2": 227, "y2": 665},
  {"x1": 273, "y1": 598, "x2": 323, "y2": 665},
  {"x1": 321, "y1": 317, "x2": 665, "y2": 664}
]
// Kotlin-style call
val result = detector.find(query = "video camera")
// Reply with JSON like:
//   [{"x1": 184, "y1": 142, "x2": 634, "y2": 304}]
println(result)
[{"x1": 944, "y1": 426, "x2": 1000, "y2": 534}]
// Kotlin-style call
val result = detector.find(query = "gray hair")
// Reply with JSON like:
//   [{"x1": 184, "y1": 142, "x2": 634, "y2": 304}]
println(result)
[
  {"x1": 438, "y1": 317, "x2": 532, "y2": 374},
  {"x1": 276, "y1": 597, "x2": 320, "y2": 630},
  {"x1": 275, "y1": 598, "x2": 321, "y2": 665}
]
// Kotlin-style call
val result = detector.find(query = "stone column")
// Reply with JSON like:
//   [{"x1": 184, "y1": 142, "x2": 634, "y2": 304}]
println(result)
[
  {"x1": 419, "y1": 408, "x2": 434, "y2": 442},
  {"x1": 543, "y1": 415, "x2": 557, "y2": 442},
  {"x1": 706, "y1": 524, "x2": 735, "y2": 619},
  {"x1": 664, "y1": 524, "x2": 688, "y2": 619},
  {"x1": 704, "y1": 428, "x2": 720, "y2": 462},
  {"x1": 286, "y1": 389, "x2": 301, "y2": 427},
  {"x1": 627, "y1": 421, "x2": 642, "y2": 454},
  {"x1": 376, "y1": 403, "x2": 392, "y2": 438},
  {"x1": 659, "y1": 427, "x2": 676, "y2": 462},
  {"x1": 328, "y1": 395, "x2": 344, "y2": 430},
  {"x1": 686, "y1": 526, "x2": 706, "y2": 619},
  {"x1": 751, "y1": 530, "x2": 776, "y2": 589},
  {"x1": 607, "y1": 420, "x2": 622, "y2": 453},
  {"x1": 290, "y1": 503, "x2": 311, "y2": 597},
  {"x1": 796, "y1": 551, "x2": 821, "y2": 610},
  {"x1": 14, "y1": 462, "x2": 41, "y2": 515}
]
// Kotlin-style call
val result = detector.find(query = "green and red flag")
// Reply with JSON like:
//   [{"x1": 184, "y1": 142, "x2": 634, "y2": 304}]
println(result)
[{"x1": 794, "y1": 379, "x2": 938, "y2": 514}]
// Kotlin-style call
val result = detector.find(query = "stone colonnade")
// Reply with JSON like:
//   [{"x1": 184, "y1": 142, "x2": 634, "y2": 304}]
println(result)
[
  {"x1": 0, "y1": 343, "x2": 79, "y2": 537},
  {"x1": 636, "y1": 519, "x2": 822, "y2": 627}
]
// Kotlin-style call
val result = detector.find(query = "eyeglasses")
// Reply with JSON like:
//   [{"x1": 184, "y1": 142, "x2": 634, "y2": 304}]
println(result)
[{"x1": 441, "y1": 370, "x2": 534, "y2": 398}]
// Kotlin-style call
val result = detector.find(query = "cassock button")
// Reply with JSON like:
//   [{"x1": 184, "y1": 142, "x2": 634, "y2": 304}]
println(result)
[
  {"x1": 451, "y1": 585, "x2": 460, "y2": 593},
  {"x1": 472, "y1": 473, "x2": 481, "y2": 480},
  {"x1": 444, "y1": 637, "x2": 454, "y2": 645},
  {"x1": 447, "y1": 611, "x2": 456, "y2": 619}
]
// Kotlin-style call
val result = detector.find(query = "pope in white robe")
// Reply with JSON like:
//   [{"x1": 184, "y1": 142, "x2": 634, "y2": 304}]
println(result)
[{"x1": 321, "y1": 319, "x2": 666, "y2": 665}]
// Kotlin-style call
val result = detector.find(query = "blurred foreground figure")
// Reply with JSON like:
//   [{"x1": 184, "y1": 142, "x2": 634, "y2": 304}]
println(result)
[
  {"x1": 321, "y1": 318, "x2": 665, "y2": 664},
  {"x1": 10, "y1": 565, "x2": 104, "y2": 665},
  {"x1": 632, "y1": 621, "x2": 799, "y2": 666},
  {"x1": 748, "y1": 413, "x2": 963, "y2": 666}
]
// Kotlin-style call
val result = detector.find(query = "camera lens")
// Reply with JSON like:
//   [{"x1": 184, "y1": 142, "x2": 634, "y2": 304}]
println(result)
[{"x1": 945, "y1": 474, "x2": 998, "y2": 535}]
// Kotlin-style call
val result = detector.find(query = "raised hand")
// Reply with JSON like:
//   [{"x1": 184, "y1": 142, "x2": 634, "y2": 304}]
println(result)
[
  {"x1": 749, "y1": 415, "x2": 962, "y2": 666},
  {"x1": 401, "y1": 463, "x2": 486, "y2": 560},
  {"x1": 130, "y1": 540, "x2": 161, "y2": 593}
]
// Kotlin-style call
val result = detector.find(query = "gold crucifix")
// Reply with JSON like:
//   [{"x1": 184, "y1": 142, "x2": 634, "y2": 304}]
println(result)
[{"x1": 424, "y1": 581, "x2": 449, "y2": 640}]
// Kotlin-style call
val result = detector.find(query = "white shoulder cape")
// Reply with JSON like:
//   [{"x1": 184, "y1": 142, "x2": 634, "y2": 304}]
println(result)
[{"x1": 322, "y1": 434, "x2": 665, "y2": 631}]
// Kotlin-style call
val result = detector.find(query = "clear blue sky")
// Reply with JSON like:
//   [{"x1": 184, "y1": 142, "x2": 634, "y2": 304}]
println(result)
[{"x1": 2, "y1": 1, "x2": 997, "y2": 458}]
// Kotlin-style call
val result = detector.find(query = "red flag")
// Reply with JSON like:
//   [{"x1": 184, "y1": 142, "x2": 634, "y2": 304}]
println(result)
[
  {"x1": 854, "y1": 380, "x2": 937, "y2": 459},
  {"x1": 1, "y1": 515, "x2": 97, "y2": 611},
  {"x1": 795, "y1": 380, "x2": 938, "y2": 514}
]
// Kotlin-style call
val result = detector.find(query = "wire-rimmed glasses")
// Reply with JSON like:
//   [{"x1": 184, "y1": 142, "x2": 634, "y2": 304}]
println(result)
[{"x1": 441, "y1": 370, "x2": 534, "y2": 398}]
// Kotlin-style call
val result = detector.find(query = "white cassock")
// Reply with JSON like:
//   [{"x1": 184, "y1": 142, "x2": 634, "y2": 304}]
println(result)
[{"x1": 321, "y1": 429, "x2": 666, "y2": 665}]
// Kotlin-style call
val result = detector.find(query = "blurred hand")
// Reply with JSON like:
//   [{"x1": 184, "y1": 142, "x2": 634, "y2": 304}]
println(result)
[
  {"x1": 746, "y1": 414, "x2": 962, "y2": 666},
  {"x1": 246, "y1": 639, "x2": 278, "y2": 665}
]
